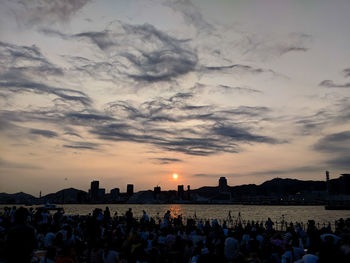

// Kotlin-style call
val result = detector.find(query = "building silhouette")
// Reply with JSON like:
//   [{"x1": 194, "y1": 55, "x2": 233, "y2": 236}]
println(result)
[
  {"x1": 127, "y1": 184, "x2": 134, "y2": 196},
  {"x1": 89, "y1": 180, "x2": 99, "y2": 201},
  {"x1": 177, "y1": 185, "x2": 184, "y2": 199},
  {"x1": 219, "y1": 177, "x2": 228, "y2": 191},
  {"x1": 88, "y1": 180, "x2": 105, "y2": 202},
  {"x1": 110, "y1": 188, "x2": 120, "y2": 200},
  {"x1": 187, "y1": 185, "x2": 191, "y2": 200}
]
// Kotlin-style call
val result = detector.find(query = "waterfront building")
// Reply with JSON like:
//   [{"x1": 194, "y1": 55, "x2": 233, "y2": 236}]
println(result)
[
  {"x1": 177, "y1": 185, "x2": 184, "y2": 199},
  {"x1": 219, "y1": 176, "x2": 228, "y2": 191},
  {"x1": 89, "y1": 180, "x2": 99, "y2": 201},
  {"x1": 127, "y1": 184, "x2": 134, "y2": 196}
]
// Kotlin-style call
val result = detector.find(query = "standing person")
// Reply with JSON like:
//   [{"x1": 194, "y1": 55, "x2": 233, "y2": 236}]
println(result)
[
  {"x1": 265, "y1": 218, "x2": 274, "y2": 231},
  {"x1": 141, "y1": 210, "x2": 149, "y2": 222},
  {"x1": 5, "y1": 207, "x2": 37, "y2": 263},
  {"x1": 104, "y1": 207, "x2": 111, "y2": 222},
  {"x1": 164, "y1": 210, "x2": 171, "y2": 227}
]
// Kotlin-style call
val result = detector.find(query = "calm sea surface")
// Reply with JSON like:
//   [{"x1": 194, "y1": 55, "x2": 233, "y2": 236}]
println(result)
[{"x1": 3, "y1": 204, "x2": 349, "y2": 225}]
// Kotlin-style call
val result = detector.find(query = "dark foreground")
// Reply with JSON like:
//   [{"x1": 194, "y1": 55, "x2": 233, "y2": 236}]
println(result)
[{"x1": 0, "y1": 206, "x2": 349, "y2": 263}]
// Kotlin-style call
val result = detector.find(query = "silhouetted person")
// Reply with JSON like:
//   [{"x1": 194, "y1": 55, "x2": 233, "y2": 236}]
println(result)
[
  {"x1": 5, "y1": 207, "x2": 37, "y2": 263},
  {"x1": 104, "y1": 206, "x2": 111, "y2": 221},
  {"x1": 125, "y1": 208, "x2": 133, "y2": 221}
]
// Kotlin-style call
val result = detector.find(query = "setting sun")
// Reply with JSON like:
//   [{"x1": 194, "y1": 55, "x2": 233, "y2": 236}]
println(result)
[{"x1": 172, "y1": 173, "x2": 178, "y2": 180}]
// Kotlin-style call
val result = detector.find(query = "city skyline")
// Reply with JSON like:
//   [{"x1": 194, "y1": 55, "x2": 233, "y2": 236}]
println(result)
[{"x1": 1, "y1": 0, "x2": 350, "y2": 195}]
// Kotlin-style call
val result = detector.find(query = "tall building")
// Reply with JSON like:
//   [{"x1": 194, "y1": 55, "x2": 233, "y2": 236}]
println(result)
[
  {"x1": 111, "y1": 188, "x2": 120, "y2": 197},
  {"x1": 90, "y1": 180, "x2": 99, "y2": 201},
  {"x1": 177, "y1": 185, "x2": 184, "y2": 199},
  {"x1": 219, "y1": 177, "x2": 228, "y2": 191},
  {"x1": 187, "y1": 185, "x2": 191, "y2": 200},
  {"x1": 127, "y1": 184, "x2": 134, "y2": 196},
  {"x1": 98, "y1": 188, "x2": 105, "y2": 201}
]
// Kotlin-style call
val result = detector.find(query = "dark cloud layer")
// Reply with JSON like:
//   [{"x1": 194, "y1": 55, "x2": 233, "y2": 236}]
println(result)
[
  {"x1": 89, "y1": 93, "x2": 279, "y2": 156},
  {"x1": 63, "y1": 142, "x2": 100, "y2": 150},
  {"x1": 314, "y1": 131, "x2": 350, "y2": 153},
  {"x1": 313, "y1": 130, "x2": 350, "y2": 170},
  {"x1": 70, "y1": 23, "x2": 198, "y2": 83},
  {"x1": 30, "y1": 128, "x2": 58, "y2": 138},
  {"x1": 319, "y1": 80, "x2": 350, "y2": 88},
  {"x1": 0, "y1": 41, "x2": 92, "y2": 106},
  {"x1": 344, "y1": 68, "x2": 350, "y2": 78}
]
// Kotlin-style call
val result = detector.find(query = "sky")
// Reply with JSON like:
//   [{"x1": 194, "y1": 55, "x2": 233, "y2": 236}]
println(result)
[{"x1": 0, "y1": 0, "x2": 350, "y2": 196}]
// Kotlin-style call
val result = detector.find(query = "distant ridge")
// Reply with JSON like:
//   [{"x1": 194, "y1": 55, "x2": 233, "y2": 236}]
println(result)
[
  {"x1": 192, "y1": 178, "x2": 325, "y2": 198},
  {"x1": 0, "y1": 192, "x2": 37, "y2": 204}
]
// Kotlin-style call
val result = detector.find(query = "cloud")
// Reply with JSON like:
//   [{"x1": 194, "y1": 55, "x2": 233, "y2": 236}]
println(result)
[
  {"x1": 326, "y1": 157, "x2": 350, "y2": 169},
  {"x1": 63, "y1": 142, "x2": 100, "y2": 150},
  {"x1": 65, "y1": 112, "x2": 115, "y2": 125},
  {"x1": 313, "y1": 131, "x2": 350, "y2": 170},
  {"x1": 8, "y1": 0, "x2": 91, "y2": 26},
  {"x1": 0, "y1": 158, "x2": 41, "y2": 170},
  {"x1": 163, "y1": 0, "x2": 214, "y2": 33},
  {"x1": 212, "y1": 124, "x2": 277, "y2": 144},
  {"x1": 314, "y1": 131, "x2": 350, "y2": 153},
  {"x1": 73, "y1": 22, "x2": 198, "y2": 83},
  {"x1": 0, "y1": 80, "x2": 92, "y2": 106},
  {"x1": 30, "y1": 128, "x2": 58, "y2": 138},
  {"x1": 217, "y1": 85, "x2": 262, "y2": 94},
  {"x1": 0, "y1": 41, "x2": 63, "y2": 78},
  {"x1": 344, "y1": 68, "x2": 350, "y2": 78},
  {"x1": 203, "y1": 63, "x2": 277, "y2": 76},
  {"x1": 152, "y1": 157, "x2": 183, "y2": 164},
  {"x1": 192, "y1": 173, "x2": 239, "y2": 178},
  {"x1": 0, "y1": 41, "x2": 91, "y2": 106},
  {"x1": 295, "y1": 109, "x2": 332, "y2": 135},
  {"x1": 231, "y1": 31, "x2": 310, "y2": 61},
  {"x1": 89, "y1": 93, "x2": 279, "y2": 156},
  {"x1": 319, "y1": 80, "x2": 350, "y2": 88}
]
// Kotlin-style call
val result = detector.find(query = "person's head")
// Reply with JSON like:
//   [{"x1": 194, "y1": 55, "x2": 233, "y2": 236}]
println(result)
[{"x1": 14, "y1": 207, "x2": 29, "y2": 224}]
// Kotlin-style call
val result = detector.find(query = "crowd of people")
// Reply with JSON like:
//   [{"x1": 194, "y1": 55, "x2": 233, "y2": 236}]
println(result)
[{"x1": 0, "y1": 206, "x2": 349, "y2": 263}]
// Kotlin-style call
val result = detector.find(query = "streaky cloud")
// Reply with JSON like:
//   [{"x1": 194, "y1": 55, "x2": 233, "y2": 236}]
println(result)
[
  {"x1": 0, "y1": 158, "x2": 42, "y2": 170},
  {"x1": 319, "y1": 80, "x2": 350, "y2": 88},
  {"x1": 343, "y1": 68, "x2": 350, "y2": 78},
  {"x1": 0, "y1": 80, "x2": 92, "y2": 106},
  {"x1": 218, "y1": 85, "x2": 262, "y2": 94},
  {"x1": 314, "y1": 130, "x2": 350, "y2": 153},
  {"x1": 151, "y1": 157, "x2": 183, "y2": 164},
  {"x1": 63, "y1": 142, "x2": 99, "y2": 150},
  {"x1": 30, "y1": 128, "x2": 58, "y2": 138}
]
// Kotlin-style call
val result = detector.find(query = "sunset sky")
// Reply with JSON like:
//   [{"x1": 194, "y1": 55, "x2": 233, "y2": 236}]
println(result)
[{"x1": 1, "y1": 0, "x2": 350, "y2": 196}]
